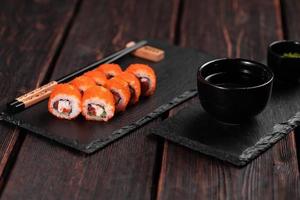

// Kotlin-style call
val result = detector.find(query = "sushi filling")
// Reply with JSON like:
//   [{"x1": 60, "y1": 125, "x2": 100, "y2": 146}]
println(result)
[
  {"x1": 106, "y1": 73, "x2": 114, "y2": 79},
  {"x1": 78, "y1": 89, "x2": 84, "y2": 95},
  {"x1": 87, "y1": 104, "x2": 106, "y2": 117},
  {"x1": 96, "y1": 82, "x2": 104, "y2": 87},
  {"x1": 129, "y1": 85, "x2": 136, "y2": 103},
  {"x1": 111, "y1": 90, "x2": 121, "y2": 105},
  {"x1": 53, "y1": 99, "x2": 72, "y2": 115},
  {"x1": 139, "y1": 77, "x2": 150, "y2": 94}
]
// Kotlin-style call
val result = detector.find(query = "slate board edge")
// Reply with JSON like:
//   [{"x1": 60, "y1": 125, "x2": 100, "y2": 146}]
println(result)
[
  {"x1": 239, "y1": 112, "x2": 300, "y2": 163},
  {"x1": 0, "y1": 89, "x2": 198, "y2": 153},
  {"x1": 151, "y1": 108, "x2": 300, "y2": 167}
]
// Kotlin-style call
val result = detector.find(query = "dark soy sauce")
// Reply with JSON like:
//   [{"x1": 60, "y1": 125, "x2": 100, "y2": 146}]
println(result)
[{"x1": 205, "y1": 72, "x2": 263, "y2": 88}]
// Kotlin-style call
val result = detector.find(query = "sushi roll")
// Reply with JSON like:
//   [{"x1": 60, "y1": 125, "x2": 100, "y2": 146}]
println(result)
[
  {"x1": 82, "y1": 86, "x2": 115, "y2": 121},
  {"x1": 97, "y1": 63, "x2": 122, "y2": 79},
  {"x1": 115, "y1": 72, "x2": 141, "y2": 105},
  {"x1": 48, "y1": 84, "x2": 81, "y2": 119},
  {"x1": 106, "y1": 77, "x2": 130, "y2": 112},
  {"x1": 70, "y1": 76, "x2": 96, "y2": 93},
  {"x1": 126, "y1": 64, "x2": 156, "y2": 96},
  {"x1": 84, "y1": 70, "x2": 107, "y2": 87}
]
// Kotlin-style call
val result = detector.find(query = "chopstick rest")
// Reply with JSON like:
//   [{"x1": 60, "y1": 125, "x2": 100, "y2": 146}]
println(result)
[{"x1": 126, "y1": 41, "x2": 165, "y2": 62}]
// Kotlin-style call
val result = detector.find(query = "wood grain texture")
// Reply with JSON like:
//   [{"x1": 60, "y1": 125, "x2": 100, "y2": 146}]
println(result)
[
  {"x1": 157, "y1": 0, "x2": 300, "y2": 199},
  {"x1": 281, "y1": 0, "x2": 300, "y2": 40},
  {"x1": 281, "y1": 0, "x2": 300, "y2": 164},
  {"x1": 158, "y1": 133, "x2": 299, "y2": 200},
  {"x1": 0, "y1": 0, "x2": 78, "y2": 185},
  {"x1": 179, "y1": 0, "x2": 282, "y2": 60},
  {"x1": 1, "y1": 0, "x2": 180, "y2": 199},
  {"x1": 2, "y1": 121, "x2": 162, "y2": 200}
]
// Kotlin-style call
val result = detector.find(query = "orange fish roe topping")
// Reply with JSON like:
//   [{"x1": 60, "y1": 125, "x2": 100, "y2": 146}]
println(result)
[
  {"x1": 84, "y1": 70, "x2": 108, "y2": 87},
  {"x1": 82, "y1": 86, "x2": 115, "y2": 108},
  {"x1": 50, "y1": 84, "x2": 81, "y2": 99},
  {"x1": 96, "y1": 63, "x2": 123, "y2": 79},
  {"x1": 70, "y1": 76, "x2": 96, "y2": 93}
]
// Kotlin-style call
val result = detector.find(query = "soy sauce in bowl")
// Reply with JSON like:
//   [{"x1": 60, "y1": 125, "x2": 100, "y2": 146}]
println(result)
[
  {"x1": 197, "y1": 58, "x2": 274, "y2": 124},
  {"x1": 205, "y1": 71, "x2": 264, "y2": 88}
]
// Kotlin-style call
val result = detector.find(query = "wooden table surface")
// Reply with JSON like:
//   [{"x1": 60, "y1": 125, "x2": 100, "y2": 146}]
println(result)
[{"x1": 0, "y1": 0, "x2": 300, "y2": 199}]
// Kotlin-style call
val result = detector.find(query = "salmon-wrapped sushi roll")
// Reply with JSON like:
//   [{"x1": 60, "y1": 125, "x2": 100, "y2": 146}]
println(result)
[
  {"x1": 70, "y1": 76, "x2": 96, "y2": 93},
  {"x1": 126, "y1": 64, "x2": 156, "y2": 96},
  {"x1": 48, "y1": 84, "x2": 81, "y2": 120},
  {"x1": 106, "y1": 77, "x2": 130, "y2": 112},
  {"x1": 115, "y1": 72, "x2": 141, "y2": 105},
  {"x1": 97, "y1": 63, "x2": 122, "y2": 79},
  {"x1": 84, "y1": 70, "x2": 107, "y2": 87},
  {"x1": 82, "y1": 86, "x2": 115, "y2": 121}
]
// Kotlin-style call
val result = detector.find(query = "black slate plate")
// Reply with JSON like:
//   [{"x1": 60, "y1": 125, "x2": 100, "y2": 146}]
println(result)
[
  {"x1": 0, "y1": 39, "x2": 214, "y2": 153},
  {"x1": 151, "y1": 80, "x2": 300, "y2": 166}
]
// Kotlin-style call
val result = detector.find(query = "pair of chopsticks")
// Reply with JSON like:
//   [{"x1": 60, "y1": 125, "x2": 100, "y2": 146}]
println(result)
[{"x1": 7, "y1": 40, "x2": 148, "y2": 113}]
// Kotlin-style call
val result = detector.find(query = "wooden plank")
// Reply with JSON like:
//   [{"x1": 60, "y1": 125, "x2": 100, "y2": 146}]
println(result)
[
  {"x1": 281, "y1": 0, "x2": 300, "y2": 163},
  {"x1": 157, "y1": 0, "x2": 300, "y2": 199},
  {"x1": 158, "y1": 133, "x2": 299, "y2": 199},
  {"x1": 179, "y1": 0, "x2": 282, "y2": 59},
  {"x1": 281, "y1": 0, "x2": 300, "y2": 40},
  {"x1": 1, "y1": 0, "x2": 180, "y2": 199},
  {"x1": 0, "y1": 0, "x2": 78, "y2": 186}
]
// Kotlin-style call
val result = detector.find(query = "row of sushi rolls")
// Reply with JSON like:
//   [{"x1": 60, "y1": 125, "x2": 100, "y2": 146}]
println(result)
[{"x1": 48, "y1": 63, "x2": 156, "y2": 121}]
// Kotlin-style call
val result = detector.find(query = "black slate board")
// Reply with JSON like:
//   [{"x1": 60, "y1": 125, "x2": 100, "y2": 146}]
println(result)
[
  {"x1": 151, "y1": 80, "x2": 300, "y2": 166},
  {"x1": 0, "y1": 40, "x2": 214, "y2": 153}
]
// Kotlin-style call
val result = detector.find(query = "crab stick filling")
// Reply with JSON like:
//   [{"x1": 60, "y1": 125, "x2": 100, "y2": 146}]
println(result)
[{"x1": 53, "y1": 99, "x2": 72, "y2": 115}]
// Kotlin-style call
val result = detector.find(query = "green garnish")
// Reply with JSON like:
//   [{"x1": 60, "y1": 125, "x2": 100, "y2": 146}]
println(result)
[
  {"x1": 282, "y1": 52, "x2": 300, "y2": 58},
  {"x1": 101, "y1": 110, "x2": 106, "y2": 118}
]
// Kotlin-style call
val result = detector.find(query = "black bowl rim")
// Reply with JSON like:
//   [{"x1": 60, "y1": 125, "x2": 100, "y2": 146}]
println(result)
[
  {"x1": 268, "y1": 40, "x2": 300, "y2": 59},
  {"x1": 198, "y1": 58, "x2": 274, "y2": 90}
]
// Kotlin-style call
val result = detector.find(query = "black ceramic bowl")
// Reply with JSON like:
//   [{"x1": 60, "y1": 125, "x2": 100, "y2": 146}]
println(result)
[
  {"x1": 197, "y1": 58, "x2": 274, "y2": 124},
  {"x1": 268, "y1": 40, "x2": 300, "y2": 82}
]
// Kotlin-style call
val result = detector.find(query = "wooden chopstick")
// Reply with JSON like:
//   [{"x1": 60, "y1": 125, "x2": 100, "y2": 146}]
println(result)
[{"x1": 7, "y1": 40, "x2": 148, "y2": 113}]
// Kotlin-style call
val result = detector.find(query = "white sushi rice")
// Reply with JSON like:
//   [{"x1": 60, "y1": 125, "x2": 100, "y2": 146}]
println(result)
[
  {"x1": 82, "y1": 97, "x2": 114, "y2": 121},
  {"x1": 49, "y1": 94, "x2": 81, "y2": 119}
]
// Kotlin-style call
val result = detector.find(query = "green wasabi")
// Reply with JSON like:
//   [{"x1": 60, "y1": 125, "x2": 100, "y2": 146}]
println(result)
[{"x1": 282, "y1": 52, "x2": 300, "y2": 58}]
